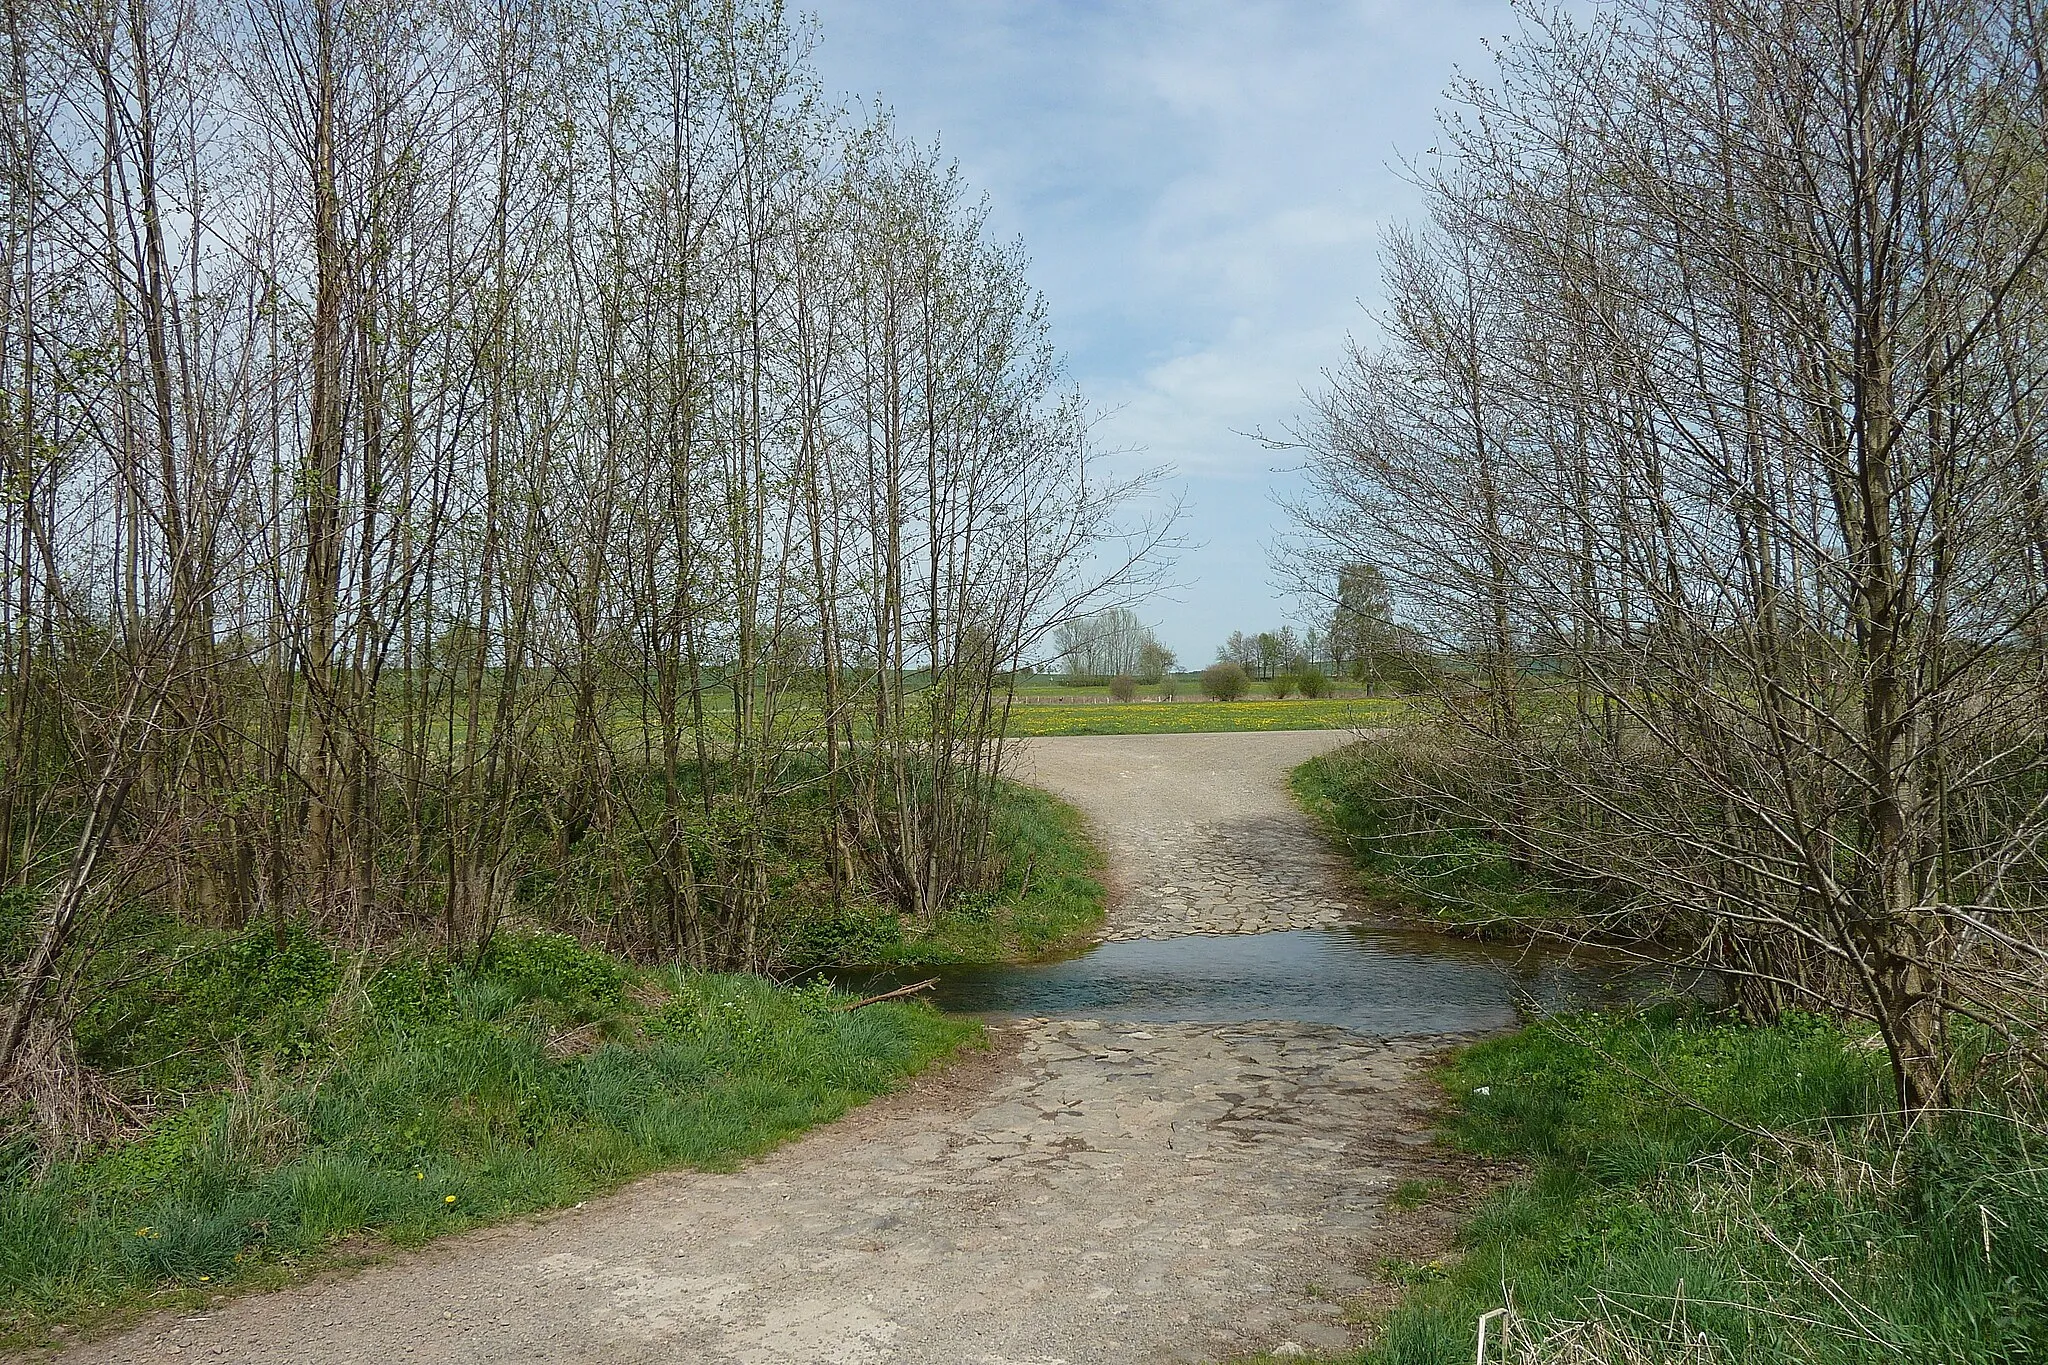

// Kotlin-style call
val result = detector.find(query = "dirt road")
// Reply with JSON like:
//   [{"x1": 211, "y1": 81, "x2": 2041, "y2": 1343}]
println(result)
[
  {"x1": 68, "y1": 731, "x2": 1456, "y2": 1365},
  {"x1": 1010, "y1": 732, "x2": 1365, "y2": 939}
]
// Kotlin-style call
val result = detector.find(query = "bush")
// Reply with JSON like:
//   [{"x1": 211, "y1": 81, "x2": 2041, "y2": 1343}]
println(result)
[
  {"x1": 1269, "y1": 673, "x2": 1298, "y2": 699},
  {"x1": 1358, "y1": 1010, "x2": 2048, "y2": 1363},
  {"x1": 1107, "y1": 674, "x2": 1137, "y2": 702},
  {"x1": 1200, "y1": 662, "x2": 1250, "y2": 701},
  {"x1": 1156, "y1": 677, "x2": 1178, "y2": 699},
  {"x1": 1290, "y1": 736, "x2": 1599, "y2": 931},
  {"x1": 1296, "y1": 667, "x2": 1330, "y2": 698},
  {"x1": 13, "y1": 945, "x2": 975, "y2": 1345},
  {"x1": 481, "y1": 930, "x2": 628, "y2": 1013}
]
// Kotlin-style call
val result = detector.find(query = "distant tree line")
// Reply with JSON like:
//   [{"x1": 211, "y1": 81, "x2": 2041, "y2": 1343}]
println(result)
[
  {"x1": 1215, "y1": 627, "x2": 1311, "y2": 680},
  {"x1": 1051, "y1": 608, "x2": 1176, "y2": 683},
  {"x1": 1287, "y1": 0, "x2": 2048, "y2": 1116}
]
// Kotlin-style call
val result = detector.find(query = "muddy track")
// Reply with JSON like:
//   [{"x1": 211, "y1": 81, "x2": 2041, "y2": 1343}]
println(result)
[{"x1": 61, "y1": 731, "x2": 1467, "y2": 1365}]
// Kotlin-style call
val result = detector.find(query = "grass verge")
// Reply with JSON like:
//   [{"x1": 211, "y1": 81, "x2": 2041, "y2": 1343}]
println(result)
[
  {"x1": 778, "y1": 780, "x2": 1107, "y2": 967},
  {"x1": 1323, "y1": 1008, "x2": 2048, "y2": 1364},
  {"x1": 1288, "y1": 738, "x2": 2047, "y2": 1362},
  {"x1": 3, "y1": 930, "x2": 974, "y2": 1350},
  {"x1": 1006, "y1": 696, "x2": 1402, "y2": 737},
  {"x1": 1290, "y1": 738, "x2": 1588, "y2": 935}
]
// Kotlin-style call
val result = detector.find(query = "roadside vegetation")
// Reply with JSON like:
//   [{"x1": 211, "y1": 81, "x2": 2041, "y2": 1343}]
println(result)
[
  {"x1": 1284, "y1": 1, "x2": 2048, "y2": 1323},
  {"x1": 1006, "y1": 697, "x2": 1399, "y2": 738},
  {"x1": 0, "y1": 0, "x2": 1170, "y2": 1120},
  {"x1": 0, "y1": 770, "x2": 1099, "y2": 1350},
  {"x1": 0, "y1": 0, "x2": 1155, "y2": 1342},
  {"x1": 1282, "y1": 0, "x2": 2048, "y2": 1118},
  {"x1": 780, "y1": 782, "x2": 1105, "y2": 966},
  {"x1": 0, "y1": 923, "x2": 974, "y2": 1349},
  {"x1": 1294, "y1": 739, "x2": 2048, "y2": 1362},
  {"x1": 1291, "y1": 735, "x2": 1591, "y2": 936},
  {"x1": 1274, "y1": 1007, "x2": 2047, "y2": 1365}
]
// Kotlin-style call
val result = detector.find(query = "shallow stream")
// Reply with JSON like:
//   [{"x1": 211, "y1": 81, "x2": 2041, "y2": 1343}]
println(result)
[{"x1": 842, "y1": 924, "x2": 1706, "y2": 1037}]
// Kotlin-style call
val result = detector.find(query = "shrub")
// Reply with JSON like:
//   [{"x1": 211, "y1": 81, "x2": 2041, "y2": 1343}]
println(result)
[
  {"x1": 1357, "y1": 1009, "x2": 2048, "y2": 1363},
  {"x1": 1296, "y1": 667, "x2": 1330, "y2": 698},
  {"x1": 1200, "y1": 662, "x2": 1250, "y2": 701},
  {"x1": 482, "y1": 930, "x2": 628, "y2": 1012},
  {"x1": 1269, "y1": 674, "x2": 1298, "y2": 699},
  {"x1": 1107, "y1": 674, "x2": 1137, "y2": 702},
  {"x1": 1156, "y1": 677, "x2": 1178, "y2": 699}
]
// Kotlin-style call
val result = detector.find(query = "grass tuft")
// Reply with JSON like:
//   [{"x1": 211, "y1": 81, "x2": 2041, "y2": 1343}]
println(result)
[
  {"x1": 1340, "y1": 1008, "x2": 2048, "y2": 1364},
  {"x1": 2, "y1": 935, "x2": 974, "y2": 1349}
]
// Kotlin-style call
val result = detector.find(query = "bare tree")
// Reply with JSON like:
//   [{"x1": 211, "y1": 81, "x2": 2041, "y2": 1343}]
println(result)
[
  {"x1": 0, "y1": 0, "x2": 1171, "y2": 1137},
  {"x1": 1289, "y1": 0, "x2": 2048, "y2": 1115}
]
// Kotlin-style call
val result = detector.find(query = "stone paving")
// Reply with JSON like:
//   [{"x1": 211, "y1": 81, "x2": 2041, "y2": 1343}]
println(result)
[
  {"x1": 1009, "y1": 730, "x2": 1362, "y2": 940},
  {"x1": 73, "y1": 1020, "x2": 1450, "y2": 1365},
  {"x1": 61, "y1": 730, "x2": 1465, "y2": 1365}
]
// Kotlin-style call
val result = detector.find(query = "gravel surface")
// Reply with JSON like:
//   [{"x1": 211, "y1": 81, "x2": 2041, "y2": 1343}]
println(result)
[
  {"x1": 1010, "y1": 731, "x2": 1361, "y2": 940},
  {"x1": 58, "y1": 729, "x2": 1463, "y2": 1365}
]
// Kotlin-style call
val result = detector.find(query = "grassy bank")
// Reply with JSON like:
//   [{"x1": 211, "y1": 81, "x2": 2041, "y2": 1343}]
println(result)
[
  {"x1": 1324, "y1": 1009, "x2": 2048, "y2": 1364},
  {"x1": 0, "y1": 930, "x2": 974, "y2": 1349},
  {"x1": 1286, "y1": 738, "x2": 2047, "y2": 1363},
  {"x1": 1006, "y1": 696, "x2": 1401, "y2": 737},
  {"x1": 2, "y1": 773, "x2": 1108, "y2": 1347},
  {"x1": 781, "y1": 780, "x2": 1106, "y2": 967},
  {"x1": 877, "y1": 781, "x2": 1106, "y2": 963},
  {"x1": 1291, "y1": 738, "x2": 1588, "y2": 934}
]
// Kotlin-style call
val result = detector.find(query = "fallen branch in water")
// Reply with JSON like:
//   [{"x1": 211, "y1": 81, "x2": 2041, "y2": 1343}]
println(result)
[{"x1": 839, "y1": 978, "x2": 939, "y2": 1011}]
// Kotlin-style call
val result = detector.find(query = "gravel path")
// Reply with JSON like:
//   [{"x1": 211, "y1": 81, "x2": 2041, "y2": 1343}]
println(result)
[
  {"x1": 62, "y1": 730, "x2": 1460, "y2": 1365},
  {"x1": 1009, "y1": 732, "x2": 1361, "y2": 940}
]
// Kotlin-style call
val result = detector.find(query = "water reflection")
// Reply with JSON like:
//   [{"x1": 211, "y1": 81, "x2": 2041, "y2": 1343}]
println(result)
[{"x1": 837, "y1": 926, "x2": 1709, "y2": 1037}]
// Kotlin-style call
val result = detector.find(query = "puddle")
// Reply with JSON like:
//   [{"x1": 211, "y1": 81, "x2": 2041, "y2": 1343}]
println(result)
[{"x1": 837, "y1": 925, "x2": 1710, "y2": 1037}]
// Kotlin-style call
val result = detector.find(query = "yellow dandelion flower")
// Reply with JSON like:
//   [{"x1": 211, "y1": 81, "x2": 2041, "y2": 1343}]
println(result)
[
  {"x1": 198, "y1": 1276, "x2": 210, "y2": 1282},
  {"x1": 444, "y1": 1195, "x2": 457, "y2": 1204},
  {"x1": 415, "y1": 1171, "x2": 424, "y2": 1180},
  {"x1": 136, "y1": 1227, "x2": 151, "y2": 1237}
]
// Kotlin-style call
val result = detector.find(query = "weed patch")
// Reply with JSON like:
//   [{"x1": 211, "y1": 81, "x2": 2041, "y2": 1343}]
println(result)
[
  {"x1": 2, "y1": 935, "x2": 973, "y2": 1349},
  {"x1": 1343, "y1": 1009, "x2": 2048, "y2": 1364}
]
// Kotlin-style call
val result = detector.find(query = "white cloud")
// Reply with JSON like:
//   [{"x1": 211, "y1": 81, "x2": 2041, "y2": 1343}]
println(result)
[{"x1": 805, "y1": 0, "x2": 1519, "y2": 657}]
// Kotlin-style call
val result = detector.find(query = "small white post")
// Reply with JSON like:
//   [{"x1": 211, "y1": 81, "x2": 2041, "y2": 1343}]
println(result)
[{"x1": 1475, "y1": 1306, "x2": 1509, "y2": 1365}]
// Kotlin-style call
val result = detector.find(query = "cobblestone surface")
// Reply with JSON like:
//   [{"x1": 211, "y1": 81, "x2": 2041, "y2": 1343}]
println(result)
[
  {"x1": 70, "y1": 1021, "x2": 1447, "y2": 1365},
  {"x1": 61, "y1": 730, "x2": 1456, "y2": 1365},
  {"x1": 1009, "y1": 730, "x2": 1361, "y2": 940}
]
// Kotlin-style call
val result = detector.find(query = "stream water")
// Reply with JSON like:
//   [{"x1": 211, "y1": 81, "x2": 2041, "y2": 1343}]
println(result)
[{"x1": 841, "y1": 924, "x2": 1708, "y2": 1037}]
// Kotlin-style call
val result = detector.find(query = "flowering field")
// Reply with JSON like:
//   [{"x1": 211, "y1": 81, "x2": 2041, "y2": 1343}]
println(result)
[{"x1": 1002, "y1": 697, "x2": 1402, "y2": 737}]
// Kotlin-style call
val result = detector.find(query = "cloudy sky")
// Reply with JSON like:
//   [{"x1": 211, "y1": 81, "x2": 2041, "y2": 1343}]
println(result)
[{"x1": 805, "y1": 1, "x2": 1519, "y2": 665}]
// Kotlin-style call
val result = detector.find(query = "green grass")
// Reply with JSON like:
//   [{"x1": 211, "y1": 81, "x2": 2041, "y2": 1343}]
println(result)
[
  {"x1": 3, "y1": 765, "x2": 1111, "y2": 1345},
  {"x1": 1288, "y1": 737, "x2": 2048, "y2": 1362},
  {"x1": 1333, "y1": 1008, "x2": 2048, "y2": 1364},
  {"x1": 1291, "y1": 739, "x2": 1588, "y2": 933},
  {"x1": 778, "y1": 781, "x2": 1106, "y2": 966},
  {"x1": 1010, "y1": 676, "x2": 1386, "y2": 700},
  {"x1": 883, "y1": 782, "x2": 1107, "y2": 964},
  {"x1": 1005, "y1": 696, "x2": 1403, "y2": 737},
  {"x1": 3, "y1": 928, "x2": 974, "y2": 1349}
]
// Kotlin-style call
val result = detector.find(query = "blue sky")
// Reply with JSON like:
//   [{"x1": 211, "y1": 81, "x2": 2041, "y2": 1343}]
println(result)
[{"x1": 806, "y1": 0, "x2": 1520, "y2": 665}]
